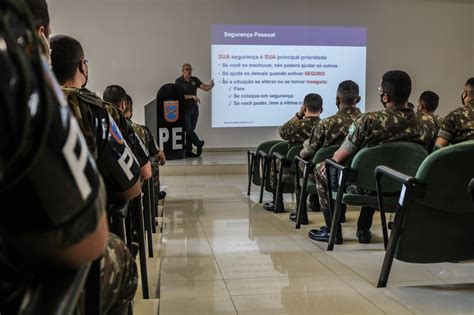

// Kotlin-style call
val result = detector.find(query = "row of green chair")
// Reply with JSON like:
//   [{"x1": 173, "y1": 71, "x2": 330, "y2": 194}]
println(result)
[{"x1": 374, "y1": 140, "x2": 474, "y2": 287}]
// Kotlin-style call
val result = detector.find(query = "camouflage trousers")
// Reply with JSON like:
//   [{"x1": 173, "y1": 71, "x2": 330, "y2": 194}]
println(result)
[
  {"x1": 100, "y1": 233, "x2": 138, "y2": 315},
  {"x1": 315, "y1": 162, "x2": 330, "y2": 209}
]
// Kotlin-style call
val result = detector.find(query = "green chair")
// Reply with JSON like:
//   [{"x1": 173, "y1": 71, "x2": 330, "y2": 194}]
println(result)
[
  {"x1": 272, "y1": 144, "x2": 303, "y2": 212},
  {"x1": 258, "y1": 141, "x2": 291, "y2": 203},
  {"x1": 325, "y1": 142, "x2": 428, "y2": 250},
  {"x1": 294, "y1": 145, "x2": 340, "y2": 228},
  {"x1": 374, "y1": 140, "x2": 474, "y2": 288},
  {"x1": 247, "y1": 140, "x2": 282, "y2": 196}
]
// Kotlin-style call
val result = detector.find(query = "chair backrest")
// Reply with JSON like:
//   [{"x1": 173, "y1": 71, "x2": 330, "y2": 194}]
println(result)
[
  {"x1": 251, "y1": 140, "x2": 283, "y2": 185},
  {"x1": 313, "y1": 145, "x2": 340, "y2": 165},
  {"x1": 264, "y1": 141, "x2": 290, "y2": 191},
  {"x1": 285, "y1": 144, "x2": 303, "y2": 171},
  {"x1": 395, "y1": 140, "x2": 474, "y2": 263},
  {"x1": 351, "y1": 142, "x2": 427, "y2": 192},
  {"x1": 415, "y1": 140, "x2": 474, "y2": 213}
]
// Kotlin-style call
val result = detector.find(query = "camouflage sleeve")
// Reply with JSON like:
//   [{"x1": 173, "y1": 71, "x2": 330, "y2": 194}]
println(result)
[
  {"x1": 340, "y1": 115, "x2": 367, "y2": 155},
  {"x1": 279, "y1": 119, "x2": 310, "y2": 143},
  {"x1": 144, "y1": 126, "x2": 160, "y2": 156},
  {"x1": 437, "y1": 111, "x2": 456, "y2": 143},
  {"x1": 309, "y1": 121, "x2": 326, "y2": 152},
  {"x1": 279, "y1": 118, "x2": 297, "y2": 140}
]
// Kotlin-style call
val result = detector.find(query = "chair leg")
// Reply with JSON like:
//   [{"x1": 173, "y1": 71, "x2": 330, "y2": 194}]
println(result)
[
  {"x1": 377, "y1": 210, "x2": 403, "y2": 288},
  {"x1": 259, "y1": 158, "x2": 268, "y2": 204},
  {"x1": 274, "y1": 161, "x2": 285, "y2": 213},
  {"x1": 133, "y1": 197, "x2": 149, "y2": 299},
  {"x1": 379, "y1": 208, "x2": 389, "y2": 250},
  {"x1": 327, "y1": 177, "x2": 346, "y2": 251},
  {"x1": 295, "y1": 166, "x2": 310, "y2": 229},
  {"x1": 142, "y1": 180, "x2": 154, "y2": 258},
  {"x1": 247, "y1": 152, "x2": 253, "y2": 196}
]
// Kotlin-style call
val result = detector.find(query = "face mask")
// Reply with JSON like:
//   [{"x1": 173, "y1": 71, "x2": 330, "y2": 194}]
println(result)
[
  {"x1": 461, "y1": 92, "x2": 466, "y2": 105},
  {"x1": 81, "y1": 70, "x2": 88, "y2": 88}
]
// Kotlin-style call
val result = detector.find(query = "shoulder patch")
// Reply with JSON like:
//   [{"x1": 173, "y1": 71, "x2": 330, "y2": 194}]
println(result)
[
  {"x1": 108, "y1": 114, "x2": 124, "y2": 145},
  {"x1": 75, "y1": 89, "x2": 105, "y2": 108}
]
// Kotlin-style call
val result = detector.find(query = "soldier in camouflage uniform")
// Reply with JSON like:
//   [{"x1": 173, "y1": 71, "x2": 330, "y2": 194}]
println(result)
[
  {"x1": 289, "y1": 81, "x2": 362, "y2": 222},
  {"x1": 435, "y1": 77, "x2": 474, "y2": 149},
  {"x1": 263, "y1": 94, "x2": 323, "y2": 212},
  {"x1": 50, "y1": 34, "x2": 140, "y2": 314},
  {"x1": 417, "y1": 90, "x2": 443, "y2": 131},
  {"x1": 309, "y1": 70, "x2": 437, "y2": 245}
]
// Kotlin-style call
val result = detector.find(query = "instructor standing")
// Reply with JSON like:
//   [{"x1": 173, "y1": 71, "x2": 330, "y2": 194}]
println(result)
[{"x1": 176, "y1": 63, "x2": 214, "y2": 157}]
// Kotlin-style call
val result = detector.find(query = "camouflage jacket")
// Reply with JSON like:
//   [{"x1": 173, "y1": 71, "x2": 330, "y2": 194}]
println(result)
[
  {"x1": 279, "y1": 116, "x2": 320, "y2": 147},
  {"x1": 303, "y1": 107, "x2": 362, "y2": 156},
  {"x1": 432, "y1": 114, "x2": 444, "y2": 130},
  {"x1": 129, "y1": 120, "x2": 160, "y2": 157},
  {"x1": 437, "y1": 101, "x2": 474, "y2": 144},
  {"x1": 341, "y1": 107, "x2": 437, "y2": 154}
]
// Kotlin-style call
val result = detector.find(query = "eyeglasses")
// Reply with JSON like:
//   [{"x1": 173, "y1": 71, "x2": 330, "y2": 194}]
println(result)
[{"x1": 184, "y1": 68, "x2": 192, "y2": 71}]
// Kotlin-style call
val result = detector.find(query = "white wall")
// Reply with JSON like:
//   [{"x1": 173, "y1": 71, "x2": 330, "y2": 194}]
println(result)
[{"x1": 48, "y1": 0, "x2": 474, "y2": 148}]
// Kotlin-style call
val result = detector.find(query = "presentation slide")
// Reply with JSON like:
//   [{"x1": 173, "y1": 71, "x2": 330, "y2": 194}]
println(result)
[{"x1": 211, "y1": 25, "x2": 367, "y2": 128}]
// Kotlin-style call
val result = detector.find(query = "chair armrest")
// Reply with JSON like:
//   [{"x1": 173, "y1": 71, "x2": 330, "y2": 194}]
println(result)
[
  {"x1": 374, "y1": 165, "x2": 415, "y2": 185},
  {"x1": 247, "y1": 150, "x2": 256, "y2": 157},
  {"x1": 295, "y1": 155, "x2": 311, "y2": 166},
  {"x1": 324, "y1": 158, "x2": 347, "y2": 171},
  {"x1": 258, "y1": 150, "x2": 269, "y2": 160}
]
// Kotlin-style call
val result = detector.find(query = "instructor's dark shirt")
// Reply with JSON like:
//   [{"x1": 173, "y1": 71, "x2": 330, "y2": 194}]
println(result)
[{"x1": 175, "y1": 76, "x2": 203, "y2": 107}]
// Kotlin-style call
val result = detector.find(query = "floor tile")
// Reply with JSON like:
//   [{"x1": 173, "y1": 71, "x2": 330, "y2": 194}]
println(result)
[
  {"x1": 159, "y1": 296, "x2": 237, "y2": 315},
  {"x1": 160, "y1": 256, "x2": 222, "y2": 282},
  {"x1": 215, "y1": 252, "x2": 331, "y2": 280},
  {"x1": 160, "y1": 280, "x2": 230, "y2": 298},
  {"x1": 232, "y1": 291, "x2": 384, "y2": 315},
  {"x1": 226, "y1": 274, "x2": 353, "y2": 296}
]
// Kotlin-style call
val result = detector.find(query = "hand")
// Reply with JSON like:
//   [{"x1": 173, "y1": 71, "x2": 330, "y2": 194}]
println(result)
[
  {"x1": 210, "y1": 79, "x2": 215, "y2": 88},
  {"x1": 157, "y1": 150, "x2": 166, "y2": 166},
  {"x1": 194, "y1": 96, "x2": 201, "y2": 103},
  {"x1": 298, "y1": 104, "x2": 306, "y2": 117}
]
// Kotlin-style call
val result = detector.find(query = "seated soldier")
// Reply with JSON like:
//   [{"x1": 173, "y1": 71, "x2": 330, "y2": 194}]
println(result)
[
  {"x1": 51, "y1": 35, "x2": 151, "y2": 179},
  {"x1": 263, "y1": 94, "x2": 323, "y2": 212},
  {"x1": 291, "y1": 80, "x2": 362, "y2": 222},
  {"x1": 0, "y1": 2, "x2": 136, "y2": 314},
  {"x1": 104, "y1": 87, "x2": 167, "y2": 199},
  {"x1": 263, "y1": 93, "x2": 323, "y2": 212},
  {"x1": 417, "y1": 90, "x2": 443, "y2": 129},
  {"x1": 435, "y1": 77, "x2": 474, "y2": 149},
  {"x1": 124, "y1": 94, "x2": 167, "y2": 200},
  {"x1": 309, "y1": 70, "x2": 437, "y2": 245}
]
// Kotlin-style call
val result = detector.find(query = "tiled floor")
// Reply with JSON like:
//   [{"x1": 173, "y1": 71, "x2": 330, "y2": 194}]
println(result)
[{"x1": 157, "y1": 170, "x2": 474, "y2": 314}]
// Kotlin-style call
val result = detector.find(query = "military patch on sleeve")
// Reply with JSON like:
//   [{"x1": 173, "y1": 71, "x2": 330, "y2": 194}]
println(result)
[
  {"x1": 348, "y1": 123, "x2": 356, "y2": 135},
  {"x1": 109, "y1": 114, "x2": 124, "y2": 145}
]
